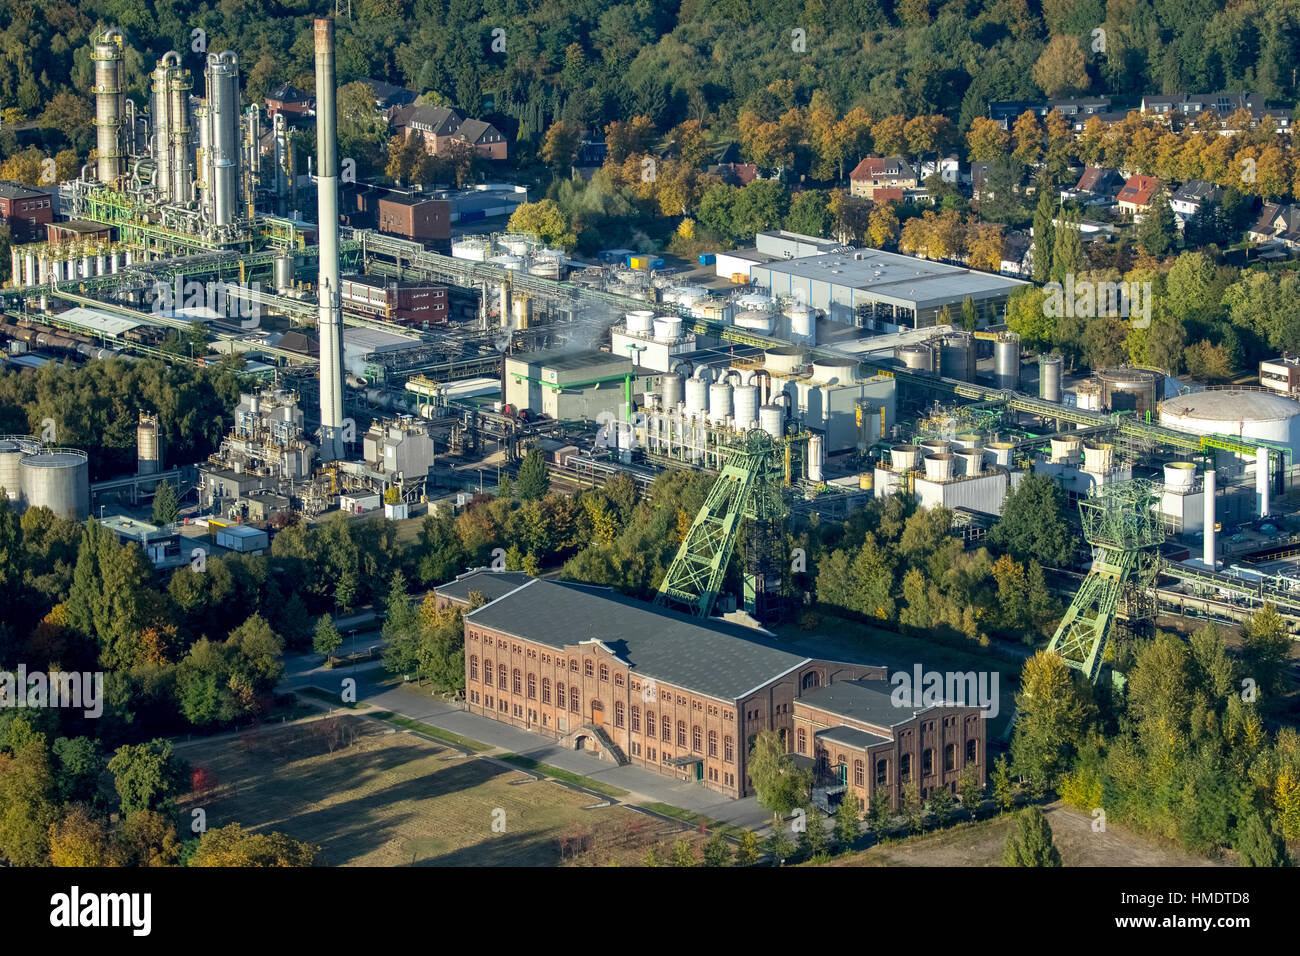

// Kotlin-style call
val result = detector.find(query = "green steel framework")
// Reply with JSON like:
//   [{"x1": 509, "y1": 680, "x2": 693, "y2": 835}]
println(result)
[
  {"x1": 1046, "y1": 478, "x2": 1166, "y2": 681},
  {"x1": 655, "y1": 428, "x2": 785, "y2": 619}
]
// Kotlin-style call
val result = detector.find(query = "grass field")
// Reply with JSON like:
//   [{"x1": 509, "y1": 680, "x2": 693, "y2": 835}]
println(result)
[{"x1": 176, "y1": 716, "x2": 694, "y2": 866}]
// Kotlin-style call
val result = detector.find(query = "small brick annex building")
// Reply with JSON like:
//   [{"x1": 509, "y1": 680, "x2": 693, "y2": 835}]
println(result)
[{"x1": 451, "y1": 573, "x2": 986, "y2": 808}]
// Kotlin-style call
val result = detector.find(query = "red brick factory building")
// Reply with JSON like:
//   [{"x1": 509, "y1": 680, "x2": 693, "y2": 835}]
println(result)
[{"x1": 339, "y1": 274, "x2": 447, "y2": 326}]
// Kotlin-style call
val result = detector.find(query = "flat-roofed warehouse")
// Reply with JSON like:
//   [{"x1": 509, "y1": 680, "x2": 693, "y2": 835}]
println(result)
[
  {"x1": 504, "y1": 348, "x2": 657, "y2": 420},
  {"x1": 748, "y1": 247, "x2": 1028, "y2": 330}
]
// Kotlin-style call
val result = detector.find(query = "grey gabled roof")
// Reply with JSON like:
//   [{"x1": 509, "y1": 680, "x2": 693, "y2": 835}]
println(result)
[
  {"x1": 799, "y1": 678, "x2": 927, "y2": 731},
  {"x1": 465, "y1": 578, "x2": 813, "y2": 701},
  {"x1": 817, "y1": 725, "x2": 891, "y2": 751},
  {"x1": 435, "y1": 568, "x2": 533, "y2": 606}
]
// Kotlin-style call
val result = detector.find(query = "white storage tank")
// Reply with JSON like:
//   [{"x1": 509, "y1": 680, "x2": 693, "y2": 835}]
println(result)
[
  {"x1": 498, "y1": 234, "x2": 533, "y2": 256},
  {"x1": 810, "y1": 358, "x2": 859, "y2": 385},
  {"x1": 709, "y1": 382, "x2": 732, "y2": 425},
  {"x1": 890, "y1": 444, "x2": 921, "y2": 471},
  {"x1": 1040, "y1": 354, "x2": 1063, "y2": 403},
  {"x1": 685, "y1": 378, "x2": 709, "y2": 418},
  {"x1": 994, "y1": 332, "x2": 1020, "y2": 390},
  {"x1": 764, "y1": 346, "x2": 806, "y2": 375},
  {"x1": 1158, "y1": 390, "x2": 1300, "y2": 452},
  {"x1": 733, "y1": 384, "x2": 759, "y2": 431},
  {"x1": 19, "y1": 448, "x2": 90, "y2": 520},
  {"x1": 0, "y1": 438, "x2": 38, "y2": 500},
  {"x1": 788, "y1": 303, "x2": 814, "y2": 344},
  {"x1": 661, "y1": 373, "x2": 684, "y2": 409},
  {"x1": 1163, "y1": 461, "x2": 1196, "y2": 491},
  {"x1": 807, "y1": 434, "x2": 824, "y2": 482},
  {"x1": 734, "y1": 309, "x2": 775, "y2": 333},
  {"x1": 759, "y1": 404, "x2": 784, "y2": 439},
  {"x1": 923, "y1": 453, "x2": 956, "y2": 481},
  {"x1": 452, "y1": 238, "x2": 492, "y2": 261}
]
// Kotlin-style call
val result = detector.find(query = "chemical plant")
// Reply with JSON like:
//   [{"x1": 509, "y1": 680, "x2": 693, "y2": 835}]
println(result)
[{"x1": 1, "y1": 20, "x2": 1299, "y2": 681}]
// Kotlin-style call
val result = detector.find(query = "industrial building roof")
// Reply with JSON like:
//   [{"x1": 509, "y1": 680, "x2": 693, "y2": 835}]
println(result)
[
  {"x1": 816, "y1": 725, "x2": 892, "y2": 750},
  {"x1": 799, "y1": 678, "x2": 929, "y2": 730},
  {"x1": 435, "y1": 568, "x2": 533, "y2": 606},
  {"x1": 465, "y1": 579, "x2": 817, "y2": 701},
  {"x1": 751, "y1": 248, "x2": 1026, "y2": 309},
  {"x1": 1160, "y1": 390, "x2": 1300, "y2": 424},
  {"x1": 0, "y1": 181, "x2": 48, "y2": 200},
  {"x1": 57, "y1": 307, "x2": 157, "y2": 336},
  {"x1": 342, "y1": 327, "x2": 421, "y2": 353}
]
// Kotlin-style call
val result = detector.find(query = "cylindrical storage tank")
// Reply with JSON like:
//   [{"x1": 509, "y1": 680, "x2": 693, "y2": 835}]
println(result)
[
  {"x1": 733, "y1": 384, "x2": 758, "y2": 431},
  {"x1": 924, "y1": 453, "x2": 956, "y2": 481},
  {"x1": 1164, "y1": 461, "x2": 1196, "y2": 491},
  {"x1": 273, "y1": 254, "x2": 295, "y2": 294},
  {"x1": 937, "y1": 333, "x2": 976, "y2": 381},
  {"x1": 1082, "y1": 441, "x2": 1114, "y2": 474},
  {"x1": 1051, "y1": 436, "x2": 1081, "y2": 460},
  {"x1": 859, "y1": 472, "x2": 873, "y2": 490},
  {"x1": 512, "y1": 296, "x2": 532, "y2": 328},
  {"x1": 895, "y1": 343, "x2": 934, "y2": 373},
  {"x1": 661, "y1": 373, "x2": 684, "y2": 409},
  {"x1": 498, "y1": 234, "x2": 532, "y2": 256},
  {"x1": 451, "y1": 238, "x2": 491, "y2": 261},
  {"x1": 1075, "y1": 380, "x2": 1102, "y2": 411},
  {"x1": 954, "y1": 431, "x2": 983, "y2": 452},
  {"x1": 919, "y1": 439, "x2": 951, "y2": 456},
  {"x1": 212, "y1": 159, "x2": 236, "y2": 226},
  {"x1": 958, "y1": 450, "x2": 982, "y2": 476},
  {"x1": 808, "y1": 434, "x2": 824, "y2": 482},
  {"x1": 708, "y1": 382, "x2": 732, "y2": 425},
  {"x1": 994, "y1": 332, "x2": 1021, "y2": 390},
  {"x1": 137, "y1": 414, "x2": 160, "y2": 475},
  {"x1": 1158, "y1": 390, "x2": 1300, "y2": 450},
  {"x1": 0, "y1": 439, "x2": 28, "y2": 500},
  {"x1": 685, "y1": 378, "x2": 709, "y2": 418},
  {"x1": 810, "y1": 358, "x2": 859, "y2": 385},
  {"x1": 735, "y1": 293, "x2": 773, "y2": 312},
  {"x1": 890, "y1": 444, "x2": 921, "y2": 471},
  {"x1": 19, "y1": 449, "x2": 90, "y2": 520},
  {"x1": 625, "y1": 310, "x2": 654, "y2": 335},
  {"x1": 492, "y1": 254, "x2": 524, "y2": 271},
  {"x1": 734, "y1": 309, "x2": 775, "y2": 334},
  {"x1": 653, "y1": 316, "x2": 683, "y2": 341},
  {"x1": 1098, "y1": 367, "x2": 1161, "y2": 417},
  {"x1": 986, "y1": 442, "x2": 1015, "y2": 467},
  {"x1": 759, "y1": 405, "x2": 784, "y2": 439},
  {"x1": 1039, "y1": 354, "x2": 1063, "y2": 403},
  {"x1": 25, "y1": 250, "x2": 37, "y2": 287},
  {"x1": 764, "y1": 346, "x2": 806, "y2": 375},
  {"x1": 787, "y1": 303, "x2": 814, "y2": 343}
]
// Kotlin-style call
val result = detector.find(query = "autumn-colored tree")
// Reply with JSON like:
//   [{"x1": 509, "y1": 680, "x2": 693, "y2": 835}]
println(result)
[
  {"x1": 1032, "y1": 34, "x2": 1090, "y2": 98},
  {"x1": 541, "y1": 120, "x2": 583, "y2": 172},
  {"x1": 871, "y1": 115, "x2": 908, "y2": 157},
  {"x1": 606, "y1": 115, "x2": 657, "y2": 163},
  {"x1": 867, "y1": 204, "x2": 899, "y2": 247},
  {"x1": 1011, "y1": 111, "x2": 1043, "y2": 167},
  {"x1": 48, "y1": 804, "x2": 123, "y2": 867},
  {"x1": 966, "y1": 118, "x2": 1011, "y2": 162}
]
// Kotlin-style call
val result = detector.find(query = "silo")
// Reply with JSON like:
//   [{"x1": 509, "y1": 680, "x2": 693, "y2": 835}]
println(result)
[
  {"x1": 895, "y1": 343, "x2": 933, "y2": 373},
  {"x1": 787, "y1": 303, "x2": 815, "y2": 344},
  {"x1": 661, "y1": 373, "x2": 684, "y2": 409},
  {"x1": 685, "y1": 378, "x2": 709, "y2": 418},
  {"x1": 734, "y1": 309, "x2": 775, "y2": 334},
  {"x1": 0, "y1": 439, "x2": 29, "y2": 500},
  {"x1": 1039, "y1": 354, "x2": 1063, "y2": 403},
  {"x1": 273, "y1": 254, "x2": 295, "y2": 294},
  {"x1": 807, "y1": 434, "x2": 824, "y2": 482},
  {"x1": 759, "y1": 405, "x2": 784, "y2": 439},
  {"x1": 994, "y1": 332, "x2": 1020, "y2": 390},
  {"x1": 937, "y1": 333, "x2": 975, "y2": 381},
  {"x1": 19, "y1": 449, "x2": 90, "y2": 520},
  {"x1": 1098, "y1": 368, "x2": 1161, "y2": 417},
  {"x1": 137, "y1": 414, "x2": 161, "y2": 475},
  {"x1": 733, "y1": 384, "x2": 758, "y2": 431},
  {"x1": 709, "y1": 382, "x2": 732, "y2": 425}
]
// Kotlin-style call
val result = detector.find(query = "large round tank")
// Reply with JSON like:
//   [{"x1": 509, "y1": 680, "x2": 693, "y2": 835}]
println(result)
[
  {"x1": 1098, "y1": 367, "x2": 1161, "y2": 416},
  {"x1": 1163, "y1": 461, "x2": 1197, "y2": 491},
  {"x1": 937, "y1": 332, "x2": 976, "y2": 381},
  {"x1": 735, "y1": 293, "x2": 774, "y2": 313},
  {"x1": 994, "y1": 332, "x2": 1021, "y2": 390},
  {"x1": 923, "y1": 453, "x2": 956, "y2": 481},
  {"x1": 498, "y1": 234, "x2": 532, "y2": 256},
  {"x1": 759, "y1": 405, "x2": 784, "y2": 439},
  {"x1": 685, "y1": 378, "x2": 709, "y2": 418},
  {"x1": 670, "y1": 286, "x2": 708, "y2": 308},
  {"x1": 451, "y1": 238, "x2": 491, "y2": 261},
  {"x1": 890, "y1": 444, "x2": 921, "y2": 471},
  {"x1": 19, "y1": 449, "x2": 90, "y2": 520},
  {"x1": 273, "y1": 254, "x2": 295, "y2": 294},
  {"x1": 787, "y1": 303, "x2": 815, "y2": 344},
  {"x1": 137, "y1": 415, "x2": 161, "y2": 476},
  {"x1": 1082, "y1": 441, "x2": 1114, "y2": 474},
  {"x1": 764, "y1": 346, "x2": 806, "y2": 375},
  {"x1": 492, "y1": 254, "x2": 524, "y2": 271},
  {"x1": 986, "y1": 442, "x2": 1015, "y2": 467},
  {"x1": 0, "y1": 438, "x2": 39, "y2": 500},
  {"x1": 661, "y1": 373, "x2": 684, "y2": 409},
  {"x1": 1158, "y1": 390, "x2": 1300, "y2": 450},
  {"x1": 896, "y1": 343, "x2": 933, "y2": 373},
  {"x1": 733, "y1": 384, "x2": 758, "y2": 431},
  {"x1": 708, "y1": 382, "x2": 732, "y2": 425},
  {"x1": 1039, "y1": 354, "x2": 1063, "y2": 403},
  {"x1": 653, "y1": 316, "x2": 683, "y2": 341},
  {"x1": 734, "y1": 309, "x2": 775, "y2": 334},
  {"x1": 919, "y1": 439, "x2": 951, "y2": 456},
  {"x1": 625, "y1": 310, "x2": 654, "y2": 335},
  {"x1": 810, "y1": 358, "x2": 859, "y2": 385}
]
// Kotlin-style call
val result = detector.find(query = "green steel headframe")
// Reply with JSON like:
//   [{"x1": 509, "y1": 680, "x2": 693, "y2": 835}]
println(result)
[
  {"x1": 655, "y1": 429, "x2": 785, "y2": 619},
  {"x1": 1047, "y1": 478, "x2": 1166, "y2": 682}
]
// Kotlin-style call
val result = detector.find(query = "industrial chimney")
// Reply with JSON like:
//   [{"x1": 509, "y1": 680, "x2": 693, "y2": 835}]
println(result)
[{"x1": 314, "y1": 17, "x2": 345, "y2": 462}]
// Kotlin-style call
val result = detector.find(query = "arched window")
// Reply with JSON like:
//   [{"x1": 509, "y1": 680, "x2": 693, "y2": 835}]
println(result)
[
  {"x1": 569, "y1": 686, "x2": 579, "y2": 713},
  {"x1": 677, "y1": 721, "x2": 687, "y2": 747},
  {"x1": 900, "y1": 753, "x2": 912, "y2": 781},
  {"x1": 512, "y1": 669, "x2": 521, "y2": 694},
  {"x1": 541, "y1": 678, "x2": 551, "y2": 704},
  {"x1": 599, "y1": 664, "x2": 609, "y2": 682},
  {"x1": 484, "y1": 660, "x2": 494, "y2": 687},
  {"x1": 469, "y1": 656, "x2": 478, "y2": 681},
  {"x1": 796, "y1": 727, "x2": 807, "y2": 754},
  {"x1": 944, "y1": 743, "x2": 956, "y2": 773},
  {"x1": 557, "y1": 683, "x2": 566, "y2": 709},
  {"x1": 614, "y1": 673, "x2": 625, "y2": 687},
  {"x1": 802, "y1": 671, "x2": 821, "y2": 690},
  {"x1": 661, "y1": 720, "x2": 670, "y2": 743},
  {"x1": 922, "y1": 748, "x2": 933, "y2": 776},
  {"x1": 724, "y1": 736, "x2": 734, "y2": 762},
  {"x1": 584, "y1": 659, "x2": 594, "y2": 678},
  {"x1": 692, "y1": 725, "x2": 702, "y2": 753},
  {"x1": 966, "y1": 738, "x2": 978, "y2": 763},
  {"x1": 854, "y1": 759, "x2": 865, "y2": 787},
  {"x1": 708, "y1": 730, "x2": 718, "y2": 757},
  {"x1": 527, "y1": 673, "x2": 536, "y2": 699},
  {"x1": 498, "y1": 664, "x2": 507, "y2": 689},
  {"x1": 569, "y1": 658, "x2": 578, "y2": 672},
  {"x1": 646, "y1": 711, "x2": 656, "y2": 737},
  {"x1": 876, "y1": 759, "x2": 889, "y2": 786},
  {"x1": 615, "y1": 701, "x2": 625, "y2": 727},
  {"x1": 631, "y1": 706, "x2": 641, "y2": 732}
]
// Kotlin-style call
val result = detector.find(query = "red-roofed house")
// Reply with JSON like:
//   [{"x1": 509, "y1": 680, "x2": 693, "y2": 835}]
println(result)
[
  {"x1": 849, "y1": 156, "x2": 918, "y2": 199},
  {"x1": 1117, "y1": 174, "x2": 1161, "y2": 218}
]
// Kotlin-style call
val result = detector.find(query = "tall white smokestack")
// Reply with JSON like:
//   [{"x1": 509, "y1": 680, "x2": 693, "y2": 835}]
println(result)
[
  {"x1": 1203, "y1": 468, "x2": 1216, "y2": 569},
  {"x1": 315, "y1": 17, "x2": 345, "y2": 462}
]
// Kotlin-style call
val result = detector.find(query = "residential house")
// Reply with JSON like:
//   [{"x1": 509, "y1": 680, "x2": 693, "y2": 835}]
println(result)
[
  {"x1": 0, "y1": 182, "x2": 53, "y2": 242},
  {"x1": 1117, "y1": 174, "x2": 1161, "y2": 219},
  {"x1": 361, "y1": 78, "x2": 416, "y2": 112},
  {"x1": 707, "y1": 162, "x2": 760, "y2": 187},
  {"x1": 849, "y1": 156, "x2": 918, "y2": 199},
  {"x1": 1140, "y1": 92, "x2": 1292, "y2": 132},
  {"x1": 999, "y1": 232, "x2": 1032, "y2": 277},
  {"x1": 1169, "y1": 180, "x2": 1224, "y2": 228},
  {"x1": 987, "y1": 96, "x2": 1111, "y2": 131},
  {"x1": 391, "y1": 105, "x2": 507, "y2": 160},
  {"x1": 919, "y1": 154, "x2": 963, "y2": 185},
  {"x1": 451, "y1": 118, "x2": 508, "y2": 160},
  {"x1": 1068, "y1": 165, "x2": 1124, "y2": 204},
  {"x1": 265, "y1": 83, "x2": 311, "y2": 117},
  {"x1": 1247, "y1": 202, "x2": 1300, "y2": 250}
]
